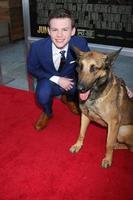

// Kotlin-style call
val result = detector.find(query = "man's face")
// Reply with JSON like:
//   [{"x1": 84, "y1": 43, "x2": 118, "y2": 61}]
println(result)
[{"x1": 48, "y1": 18, "x2": 76, "y2": 49}]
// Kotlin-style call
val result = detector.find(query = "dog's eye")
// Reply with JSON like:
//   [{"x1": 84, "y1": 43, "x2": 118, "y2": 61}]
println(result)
[{"x1": 90, "y1": 64, "x2": 98, "y2": 73}]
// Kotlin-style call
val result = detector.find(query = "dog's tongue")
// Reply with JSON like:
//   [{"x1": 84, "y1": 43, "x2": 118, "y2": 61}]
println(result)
[{"x1": 79, "y1": 90, "x2": 91, "y2": 101}]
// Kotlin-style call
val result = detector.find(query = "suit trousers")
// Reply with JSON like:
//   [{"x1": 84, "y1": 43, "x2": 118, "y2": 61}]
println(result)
[{"x1": 35, "y1": 78, "x2": 77, "y2": 117}]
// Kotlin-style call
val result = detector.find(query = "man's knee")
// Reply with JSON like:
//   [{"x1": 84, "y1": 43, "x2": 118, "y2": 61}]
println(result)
[{"x1": 68, "y1": 85, "x2": 77, "y2": 96}]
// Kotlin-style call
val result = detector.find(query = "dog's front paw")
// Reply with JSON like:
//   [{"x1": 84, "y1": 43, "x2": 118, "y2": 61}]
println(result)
[
  {"x1": 101, "y1": 158, "x2": 112, "y2": 168},
  {"x1": 69, "y1": 143, "x2": 82, "y2": 153}
]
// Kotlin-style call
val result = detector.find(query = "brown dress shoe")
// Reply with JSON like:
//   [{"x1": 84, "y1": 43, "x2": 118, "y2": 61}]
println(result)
[
  {"x1": 35, "y1": 113, "x2": 50, "y2": 131},
  {"x1": 67, "y1": 101, "x2": 80, "y2": 115},
  {"x1": 61, "y1": 95, "x2": 68, "y2": 104},
  {"x1": 61, "y1": 95, "x2": 80, "y2": 115}
]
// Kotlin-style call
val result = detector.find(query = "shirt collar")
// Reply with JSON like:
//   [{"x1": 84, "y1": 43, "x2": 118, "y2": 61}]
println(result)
[{"x1": 52, "y1": 43, "x2": 68, "y2": 56}]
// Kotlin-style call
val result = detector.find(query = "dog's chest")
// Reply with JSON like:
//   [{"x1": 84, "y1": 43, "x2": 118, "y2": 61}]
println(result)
[
  {"x1": 80, "y1": 99, "x2": 99, "y2": 113},
  {"x1": 80, "y1": 99, "x2": 107, "y2": 125}
]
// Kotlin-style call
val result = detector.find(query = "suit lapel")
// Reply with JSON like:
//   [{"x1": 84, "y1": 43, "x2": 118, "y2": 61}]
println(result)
[
  {"x1": 43, "y1": 38, "x2": 55, "y2": 70},
  {"x1": 66, "y1": 44, "x2": 76, "y2": 65}
]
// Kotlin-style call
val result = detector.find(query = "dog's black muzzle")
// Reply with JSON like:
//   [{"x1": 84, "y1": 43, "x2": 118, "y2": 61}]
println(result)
[
  {"x1": 78, "y1": 83, "x2": 86, "y2": 93},
  {"x1": 78, "y1": 80, "x2": 93, "y2": 93}
]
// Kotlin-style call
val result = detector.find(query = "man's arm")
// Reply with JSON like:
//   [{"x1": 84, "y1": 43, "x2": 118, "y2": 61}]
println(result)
[{"x1": 27, "y1": 43, "x2": 54, "y2": 80}]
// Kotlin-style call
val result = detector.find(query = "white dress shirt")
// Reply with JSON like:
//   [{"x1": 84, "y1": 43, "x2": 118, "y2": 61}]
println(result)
[{"x1": 50, "y1": 43, "x2": 68, "y2": 84}]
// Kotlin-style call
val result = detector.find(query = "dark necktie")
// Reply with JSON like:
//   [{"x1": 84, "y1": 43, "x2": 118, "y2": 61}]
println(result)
[{"x1": 58, "y1": 50, "x2": 66, "y2": 72}]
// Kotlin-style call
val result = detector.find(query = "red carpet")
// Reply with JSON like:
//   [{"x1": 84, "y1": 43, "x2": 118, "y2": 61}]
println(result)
[{"x1": 0, "y1": 86, "x2": 133, "y2": 200}]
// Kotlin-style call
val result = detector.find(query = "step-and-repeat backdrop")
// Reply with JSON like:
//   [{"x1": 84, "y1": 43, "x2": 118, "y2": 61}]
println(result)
[{"x1": 29, "y1": 0, "x2": 133, "y2": 47}]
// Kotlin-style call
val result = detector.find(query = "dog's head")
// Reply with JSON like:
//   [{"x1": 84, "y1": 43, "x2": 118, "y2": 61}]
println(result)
[{"x1": 72, "y1": 46, "x2": 122, "y2": 101}]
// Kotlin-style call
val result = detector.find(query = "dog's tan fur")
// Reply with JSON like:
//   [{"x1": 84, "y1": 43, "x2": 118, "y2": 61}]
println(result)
[{"x1": 70, "y1": 48, "x2": 133, "y2": 168}]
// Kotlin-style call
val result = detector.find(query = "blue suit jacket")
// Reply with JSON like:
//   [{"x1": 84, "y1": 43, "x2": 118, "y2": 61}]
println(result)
[{"x1": 27, "y1": 36, "x2": 90, "y2": 80}]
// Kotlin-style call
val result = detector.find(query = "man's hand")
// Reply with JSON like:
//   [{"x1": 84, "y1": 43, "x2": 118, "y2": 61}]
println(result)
[{"x1": 58, "y1": 77, "x2": 74, "y2": 91}]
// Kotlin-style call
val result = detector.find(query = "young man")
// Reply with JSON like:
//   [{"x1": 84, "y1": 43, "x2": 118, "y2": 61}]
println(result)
[{"x1": 27, "y1": 8, "x2": 90, "y2": 131}]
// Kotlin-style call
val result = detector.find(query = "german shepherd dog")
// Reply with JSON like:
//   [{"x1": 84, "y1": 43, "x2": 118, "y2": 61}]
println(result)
[{"x1": 69, "y1": 47, "x2": 133, "y2": 168}]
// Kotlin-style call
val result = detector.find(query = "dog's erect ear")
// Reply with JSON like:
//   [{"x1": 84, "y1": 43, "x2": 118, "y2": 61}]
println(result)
[
  {"x1": 70, "y1": 46, "x2": 84, "y2": 58},
  {"x1": 105, "y1": 48, "x2": 122, "y2": 67}
]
